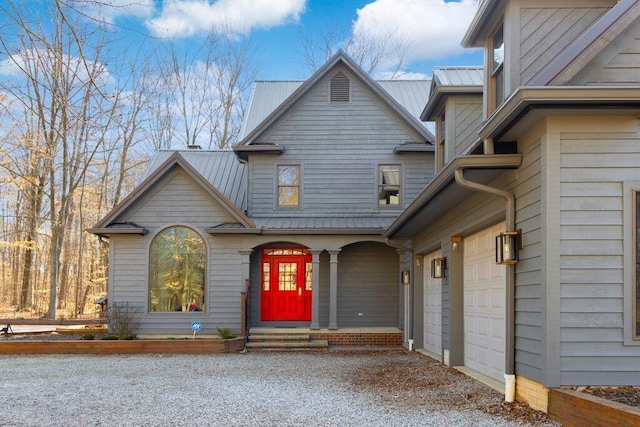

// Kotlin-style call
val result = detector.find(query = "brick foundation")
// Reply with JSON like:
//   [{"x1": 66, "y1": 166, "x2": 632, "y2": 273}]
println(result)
[
  {"x1": 516, "y1": 376, "x2": 549, "y2": 413},
  {"x1": 310, "y1": 332, "x2": 402, "y2": 346}
]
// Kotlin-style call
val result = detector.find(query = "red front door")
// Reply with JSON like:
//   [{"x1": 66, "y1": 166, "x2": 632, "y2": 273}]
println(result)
[{"x1": 261, "y1": 249, "x2": 312, "y2": 321}]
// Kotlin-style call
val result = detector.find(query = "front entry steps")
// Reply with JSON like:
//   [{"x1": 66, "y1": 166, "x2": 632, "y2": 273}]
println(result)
[{"x1": 245, "y1": 329, "x2": 328, "y2": 351}]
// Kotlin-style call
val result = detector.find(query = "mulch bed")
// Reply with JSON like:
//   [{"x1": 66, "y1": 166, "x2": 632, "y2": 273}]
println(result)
[{"x1": 577, "y1": 386, "x2": 640, "y2": 408}]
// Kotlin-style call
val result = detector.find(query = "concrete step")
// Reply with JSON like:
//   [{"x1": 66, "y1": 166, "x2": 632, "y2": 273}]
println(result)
[
  {"x1": 245, "y1": 340, "x2": 329, "y2": 350},
  {"x1": 248, "y1": 334, "x2": 311, "y2": 342}
]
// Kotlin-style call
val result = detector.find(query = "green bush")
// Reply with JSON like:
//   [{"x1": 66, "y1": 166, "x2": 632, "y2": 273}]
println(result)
[
  {"x1": 81, "y1": 333, "x2": 95, "y2": 340},
  {"x1": 216, "y1": 327, "x2": 237, "y2": 339},
  {"x1": 100, "y1": 334, "x2": 119, "y2": 340}
]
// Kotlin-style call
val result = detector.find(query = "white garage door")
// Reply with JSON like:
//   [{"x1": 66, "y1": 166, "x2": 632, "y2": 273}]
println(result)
[
  {"x1": 423, "y1": 250, "x2": 442, "y2": 357},
  {"x1": 463, "y1": 223, "x2": 506, "y2": 381}
]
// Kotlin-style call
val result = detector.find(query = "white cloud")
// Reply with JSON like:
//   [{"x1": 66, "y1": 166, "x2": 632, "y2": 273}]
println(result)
[
  {"x1": 377, "y1": 70, "x2": 430, "y2": 80},
  {"x1": 0, "y1": 49, "x2": 114, "y2": 87},
  {"x1": 146, "y1": 0, "x2": 307, "y2": 38},
  {"x1": 353, "y1": 0, "x2": 479, "y2": 61},
  {"x1": 84, "y1": 0, "x2": 155, "y2": 25}
]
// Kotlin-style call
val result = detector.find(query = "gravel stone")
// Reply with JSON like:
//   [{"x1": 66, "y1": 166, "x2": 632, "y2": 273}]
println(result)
[{"x1": 0, "y1": 351, "x2": 557, "y2": 426}]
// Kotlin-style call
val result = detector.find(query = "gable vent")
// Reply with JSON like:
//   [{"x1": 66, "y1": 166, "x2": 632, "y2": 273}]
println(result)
[{"x1": 330, "y1": 72, "x2": 350, "y2": 102}]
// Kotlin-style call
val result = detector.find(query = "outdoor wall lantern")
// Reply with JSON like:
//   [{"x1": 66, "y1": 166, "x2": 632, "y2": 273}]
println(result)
[
  {"x1": 414, "y1": 254, "x2": 422, "y2": 267},
  {"x1": 495, "y1": 230, "x2": 521, "y2": 265},
  {"x1": 431, "y1": 257, "x2": 446, "y2": 278}
]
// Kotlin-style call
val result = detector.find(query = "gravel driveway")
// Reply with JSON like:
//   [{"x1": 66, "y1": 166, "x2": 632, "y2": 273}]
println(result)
[{"x1": 0, "y1": 350, "x2": 556, "y2": 426}]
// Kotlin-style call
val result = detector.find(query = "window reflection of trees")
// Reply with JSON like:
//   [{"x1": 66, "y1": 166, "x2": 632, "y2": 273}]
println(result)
[{"x1": 150, "y1": 226, "x2": 206, "y2": 312}]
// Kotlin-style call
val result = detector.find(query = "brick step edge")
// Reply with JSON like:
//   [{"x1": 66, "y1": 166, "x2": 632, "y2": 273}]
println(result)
[{"x1": 245, "y1": 340, "x2": 329, "y2": 349}]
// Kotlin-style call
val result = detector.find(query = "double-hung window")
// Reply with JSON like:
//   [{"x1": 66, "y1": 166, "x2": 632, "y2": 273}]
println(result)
[
  {"x1": 278, "y1": 165, "x2": 300, "y2": 208},
  {"x1": 378, "y1": 164, "x2": 401, "y2": 207}
]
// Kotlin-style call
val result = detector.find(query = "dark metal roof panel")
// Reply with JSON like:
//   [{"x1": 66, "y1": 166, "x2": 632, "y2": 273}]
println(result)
[{"x1": 432, "y1": 67, "x2": 483, "y2": 87}]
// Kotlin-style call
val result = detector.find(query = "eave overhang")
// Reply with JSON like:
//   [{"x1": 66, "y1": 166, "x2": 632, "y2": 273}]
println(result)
[
  {"x1": 478, "y1": 86, "x2": 640, "y2": 144},
  {"x1": 393, "y1": 143, "x2": 435, "y2": 154},
  {"x1": 420, "y1": 85, "x2": 483, "y2": 121},
  {"x1": 383, "y1": 153, "x2": 522, "y2": 239},
  {"x1": 232, "y1": 144, "x2": 285, "y2": 162},
  {"x1": 86, "y1": 227, "x2": 148, "y2": 237},
  {"x1": 461, "y1": 0, "x2": 507, "y2": 48}
]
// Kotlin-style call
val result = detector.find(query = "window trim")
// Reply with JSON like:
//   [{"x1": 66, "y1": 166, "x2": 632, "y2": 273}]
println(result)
[
  {"x1": 488, "y1": 22, "x2": 505, "y2": 114},
  {"x1": 377, "y1": 163, "x2": 402, "y2": 209},
  {"x1": 276, "y1": 164, "x2": 301, "y2": 209},
  {"x1": 435, "y1": 109, "x2": 446, "y2": 173},
  {"x1": 624, "y1": 182, "x2": 640, "y2": 345},
  {"x1": 147, "y1": 224, "x2": 208, "y2": 314}
]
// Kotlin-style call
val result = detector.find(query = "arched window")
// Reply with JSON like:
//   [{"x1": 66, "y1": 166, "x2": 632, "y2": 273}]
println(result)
[{"x1": 149, "y1": 226, "x2": 206, "y2": 312}]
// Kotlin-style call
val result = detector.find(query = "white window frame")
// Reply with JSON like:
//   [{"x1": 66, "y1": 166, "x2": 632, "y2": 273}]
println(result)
[{"x1": 276, "y1": 164, "x2": 301, "y2": 209}]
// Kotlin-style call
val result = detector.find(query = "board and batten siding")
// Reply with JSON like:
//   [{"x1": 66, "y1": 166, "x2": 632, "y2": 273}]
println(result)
[
  {"x1": 518, "y1": 4, "x2": 612, "y2": 86},
  {"x1": 410, "y1": 128, "x2": 544, "y2": 381},
  {"x1": 110, "y1": 168, "x2": 246, "y2": 335},
  {"x1": 247, "y1": 67, "x2": 433, "y2": 217},
  {"x1": 557, "y1": 115, "x2": 640, "y2": 385}
]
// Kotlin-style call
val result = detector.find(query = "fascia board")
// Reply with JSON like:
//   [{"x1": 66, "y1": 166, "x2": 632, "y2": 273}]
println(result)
[
  {"x1": 479, "y1": 86, "x2": 640, "y2": 141},
  {"x1": 384, "y1": 153, "x2": 522, "y2": 238}
]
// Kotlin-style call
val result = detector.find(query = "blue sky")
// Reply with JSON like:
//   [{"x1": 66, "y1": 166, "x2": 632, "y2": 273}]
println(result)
[{"x1": 87, "y1": 0, "x2": 484, "y2": 80}]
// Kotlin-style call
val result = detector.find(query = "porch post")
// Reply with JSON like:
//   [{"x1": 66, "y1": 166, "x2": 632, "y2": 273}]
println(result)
[
  {"x1": 328, "y1": 249, "x2": 341, "y2": 330},
  {"x1": 309, "y1": 249, "x2": 322, "y2": 330},
  {"x1": 238, "y1": 250, "x2": 253, "y2": 336}
]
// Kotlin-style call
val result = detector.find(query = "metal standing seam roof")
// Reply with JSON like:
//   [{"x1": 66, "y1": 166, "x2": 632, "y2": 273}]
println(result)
[
  {"x1": 250, "y1": 216, "x2": 396, "y2": 231},
  {"x1": 143, "y1": 150, "x2": 247, "y2": 212},
  {"x1": 238, "y1": 79, "x2": 434, "y2": 140},
  {"x1": 432, "y1": 66, "x2": 484, "y2": 87}
]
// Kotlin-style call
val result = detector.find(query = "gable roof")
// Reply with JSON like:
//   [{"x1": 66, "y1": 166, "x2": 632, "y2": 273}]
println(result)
[
  {"x1": 235, "y1": 51, "x2": 434, "y2": 154},
  {"x1": 421, "y1": 66, "x2": 484, "y2": 121},
  {"x1": 88, "y1": 152, "x2": 254, "y2": 236},
  {"x1": 143, "y1": 150, "x2": 247, "y2": 211},
  {"x1": 532, "y1": 0, "x2": 640, "y2": 86}
]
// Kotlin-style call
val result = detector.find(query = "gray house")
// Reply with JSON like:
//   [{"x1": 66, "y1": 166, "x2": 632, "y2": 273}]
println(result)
[
  {"x1": 385, "y1": 0, "x2": 640, "y2": 413},
  {"x1": 90, "y1": 52, "x2": 434, "y2": 346}
]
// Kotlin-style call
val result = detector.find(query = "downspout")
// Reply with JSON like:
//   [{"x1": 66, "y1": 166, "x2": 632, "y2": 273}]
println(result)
[
  {"x1": 385, "y1": 238, "x2": 414, "y2": 348},
  {"x1": 454, "y1": 168, "x2": 516, "y2": 403}
]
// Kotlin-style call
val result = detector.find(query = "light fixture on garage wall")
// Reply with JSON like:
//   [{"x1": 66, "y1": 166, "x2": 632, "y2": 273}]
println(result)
[
  {"x1": 495, "y1": 230, "x2": 521, "y2": 265},
  {"x1": 414, "y1": 254, "x2": 422, "y2": 267},
  {"x1": 431, "y1": 257, "x2": 446, "y2": 278}
]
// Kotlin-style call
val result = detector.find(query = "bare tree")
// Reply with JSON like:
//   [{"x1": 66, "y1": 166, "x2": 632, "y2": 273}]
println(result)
[
  {"x1": 0, "y1": 0, "x2": 133, "y2": 318},
  {"x1": 148, "y1": 29, "x2": 257, "y2": 150},
  {"x1": 296, "y1": 23, "x2": 411, "y2": 78}
]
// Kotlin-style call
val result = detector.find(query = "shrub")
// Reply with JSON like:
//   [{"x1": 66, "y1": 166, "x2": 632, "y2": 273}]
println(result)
[
  {"x1": 106, "y1": 302, "x2": 142, "y2": 340},
  {"x1": 216, "y1": 327, "x2": 237, "y2": 339},
  {"x1": 82, "y1": 333, "x2": 95, "y2": 340},
  {"x1": 100, "y1": 334, "x2": 119, "y2": 340}
]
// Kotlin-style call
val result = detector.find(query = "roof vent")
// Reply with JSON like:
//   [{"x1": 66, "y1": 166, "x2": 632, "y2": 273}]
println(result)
[
  {"x1": 187, "y1": 144, "x2": 202, "y2": 150},
  {"x1": 330, "y1": 72, "x2": 350, "y2": 102}
]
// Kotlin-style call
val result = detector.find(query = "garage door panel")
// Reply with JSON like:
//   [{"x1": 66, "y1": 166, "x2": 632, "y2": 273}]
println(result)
[{"x1": 464, "y1": 223, "x2": 506, "y2": 381}]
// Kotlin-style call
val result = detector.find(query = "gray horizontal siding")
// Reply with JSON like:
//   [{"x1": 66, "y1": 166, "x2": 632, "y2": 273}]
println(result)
[
  {"x1": 558, "y1": 116, "x2": 640, "y2": 385},
  {"x1": 337, "y1": 242, "x2": 399, "y2": 327},
  {"x1": 248, "y1": 70, "x2": 433, "y2": 217},
  {"x1": 110, "y1": 170, "x2": 246, "y2": 335}
]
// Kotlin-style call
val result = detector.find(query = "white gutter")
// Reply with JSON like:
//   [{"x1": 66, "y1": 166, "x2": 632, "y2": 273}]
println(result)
[{"x1": 454, "y1": 168, "x2": 516, "y2": 402}]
